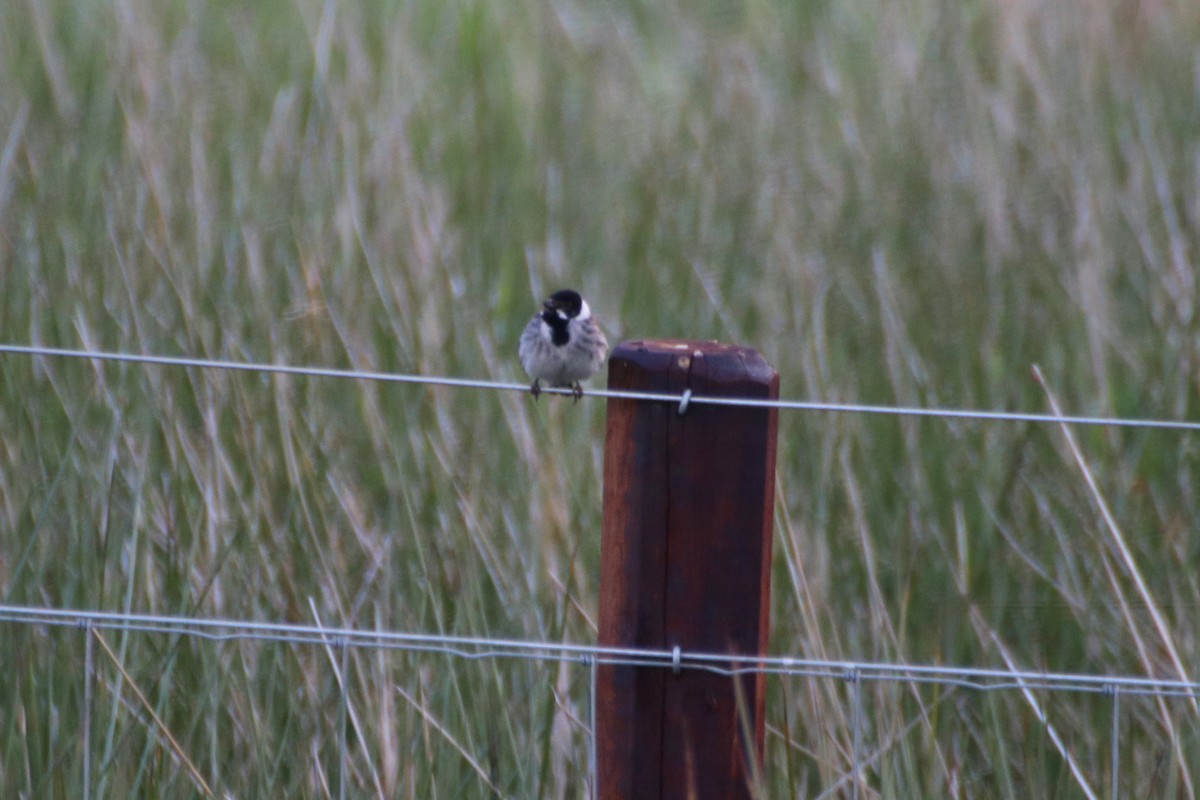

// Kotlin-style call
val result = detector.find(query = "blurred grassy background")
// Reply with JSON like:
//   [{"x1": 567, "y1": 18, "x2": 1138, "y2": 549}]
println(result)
[{"x1": 2, "y1": 0, "x2": 1199, "y2": 796}]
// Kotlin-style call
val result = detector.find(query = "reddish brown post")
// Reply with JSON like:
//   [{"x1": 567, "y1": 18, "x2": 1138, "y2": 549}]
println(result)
[{"x1": 597, "y1": 339, "x2": 779, "y2": 799}]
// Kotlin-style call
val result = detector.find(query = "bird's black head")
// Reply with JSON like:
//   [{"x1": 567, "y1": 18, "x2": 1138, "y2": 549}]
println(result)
[{"x1": 544, "y1": 289, "x2": 583, "y2": 319}]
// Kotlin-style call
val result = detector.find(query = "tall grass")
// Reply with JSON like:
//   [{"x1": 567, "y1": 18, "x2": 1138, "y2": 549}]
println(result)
[{"x1": 1, "y1": 0, "x2": 1199, "y2": 795}]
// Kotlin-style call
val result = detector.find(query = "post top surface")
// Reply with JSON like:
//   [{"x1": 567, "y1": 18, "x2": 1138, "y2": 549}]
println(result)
[
  {"x1": 610, "y1": 339, "x2": 777, "y2": 388},
  {"x1": 617, "y1": 339, "x2": 755, "y2": 357}
]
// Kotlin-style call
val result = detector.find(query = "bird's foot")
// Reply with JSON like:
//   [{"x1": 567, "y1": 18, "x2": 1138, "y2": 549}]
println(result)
[
  {"x1": 572, "y1": 382, "x2": 583, "y2": 403},
  {"x1": 529, "y1": 379, "x2": 541, "y2": 401}
]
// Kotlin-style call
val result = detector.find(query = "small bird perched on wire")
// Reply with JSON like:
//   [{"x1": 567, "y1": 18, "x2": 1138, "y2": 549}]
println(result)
[{"x1": 519, "y1": 288, "x2": 608, "y2": 401}]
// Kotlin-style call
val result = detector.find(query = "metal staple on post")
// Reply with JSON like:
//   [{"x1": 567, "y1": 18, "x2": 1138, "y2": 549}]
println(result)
[{"x1": 677, "y1": 388, "x2": 692, "y2": 415}]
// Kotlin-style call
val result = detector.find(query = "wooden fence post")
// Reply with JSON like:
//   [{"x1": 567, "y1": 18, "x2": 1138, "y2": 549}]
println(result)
[{"x1": 597, "y1": 339, "x2": 779, "y2": 799}]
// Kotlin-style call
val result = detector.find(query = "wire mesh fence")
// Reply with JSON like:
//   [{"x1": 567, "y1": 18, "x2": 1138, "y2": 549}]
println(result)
[
  {"x1": 2, "y1": 344, "x2": 1199, "y2": 797},
  {"x1": 2, "y1": 604, "x2": 1197, "y2": 798}
]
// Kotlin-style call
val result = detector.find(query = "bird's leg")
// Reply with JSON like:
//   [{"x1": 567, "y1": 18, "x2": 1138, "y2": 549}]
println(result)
[
  {"x1": 529, "y1": 379, "x2": 542, "y2": 400},
  {"x1": 572, "y1": 382, "x2": 583, "y2": 403}
]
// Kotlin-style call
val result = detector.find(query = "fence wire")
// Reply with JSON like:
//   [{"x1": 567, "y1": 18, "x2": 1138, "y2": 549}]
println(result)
[
  {"x1": 2, "y1": 604, "x2": 1196, "y2": 697},
  {"x1": 3, "y1": 343, "x2": 1200, "y2": 430}
]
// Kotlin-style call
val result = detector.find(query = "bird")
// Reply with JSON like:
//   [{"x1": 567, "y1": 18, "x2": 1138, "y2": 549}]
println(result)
[{"x1": 518, "y1": 288, "x2": 608, "y2": 401}]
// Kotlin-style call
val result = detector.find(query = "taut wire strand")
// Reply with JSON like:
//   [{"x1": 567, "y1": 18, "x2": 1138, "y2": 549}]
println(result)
[{"x1": 2, "y1": 343, "x2": 1199, "y2": 431}]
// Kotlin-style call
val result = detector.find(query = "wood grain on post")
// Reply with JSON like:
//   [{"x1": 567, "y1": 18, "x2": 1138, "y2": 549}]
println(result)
[{"x1": 597, "y1": 339, "x2": 780, "y2": 800}]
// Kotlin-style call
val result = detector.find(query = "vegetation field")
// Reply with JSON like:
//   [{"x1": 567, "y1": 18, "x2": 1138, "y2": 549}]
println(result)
[{"x1": 2, "y1": 0, "x2": 1199, "y2": 796}]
